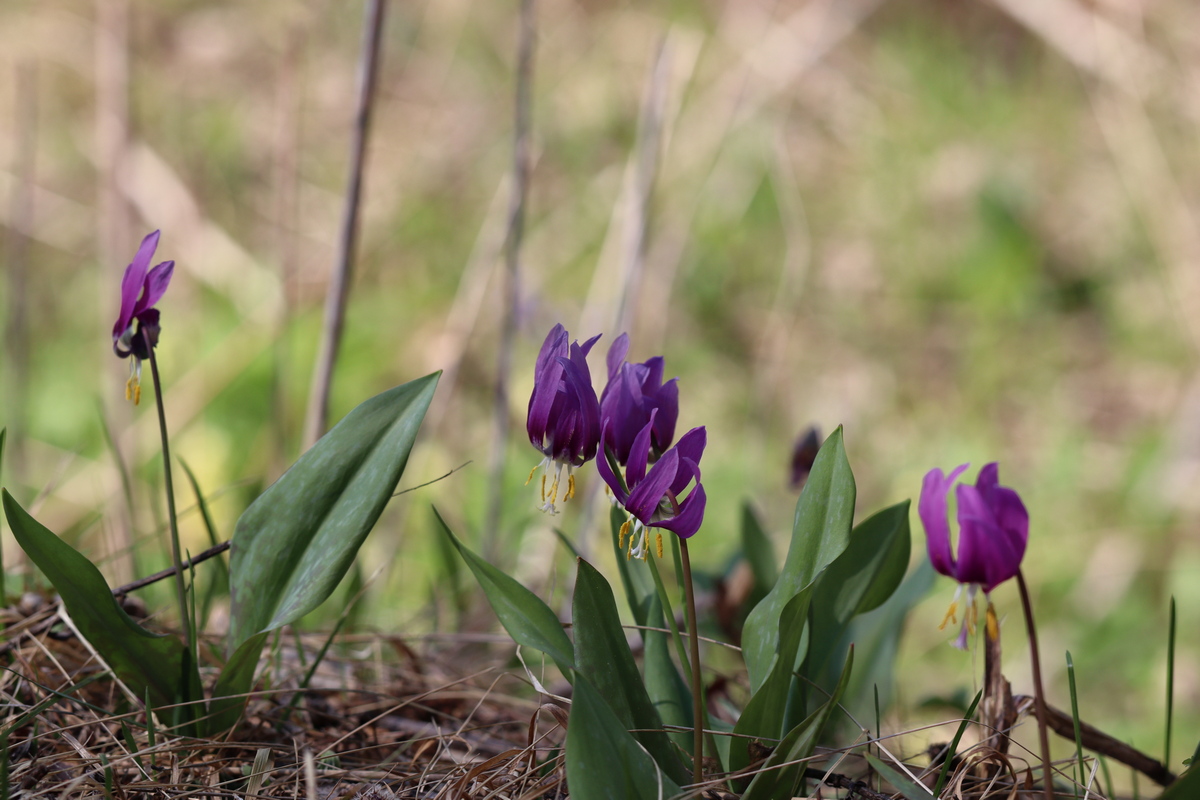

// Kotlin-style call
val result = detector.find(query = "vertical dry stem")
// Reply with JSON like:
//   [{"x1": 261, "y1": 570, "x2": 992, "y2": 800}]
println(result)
[
  {"x1": 483, "y1": 0, "x2": 535, "y2": 560},
  {"x1": 303, "y1": 0, "x2": 388, "y2": 448}
]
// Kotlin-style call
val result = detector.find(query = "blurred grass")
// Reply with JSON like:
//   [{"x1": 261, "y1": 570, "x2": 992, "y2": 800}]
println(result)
[{"x1": 1, "y1": 0, "x2": 1197, "y2": 786}]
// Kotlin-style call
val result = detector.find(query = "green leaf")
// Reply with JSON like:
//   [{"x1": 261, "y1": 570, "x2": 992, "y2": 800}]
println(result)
[
  {"x1": 207, "y1": 632, "x2": 269, "y2": 733},
  {"x1": 729, "y1": 587, "x2": 815, "y2": 778},
  {"x1": 228, "y1": 372, "x2": 438, "y2": 653},
  {"x1": 805, "y1": 501, "x2": 911, "y2": 687},
  {"x1": 1158, "y1": 766, "x2": 1200, "y2": 800},
  {"x1": 0, "y1": 426, "x2": 7, "y2": 602},
  {"x1": 2, "y1": 490, "x2": 202, "y2": 728},
  {"x1": 434, "y1": 508, "x2": 575, "y2": 672},
  {"x1": 742, "y1": 428, "x2": 855, "y2": 691},
  {"x1": 741, "y1": 501, "x2": 777, "y2": 595},
  {"x1": 572, "y1": 558, "x2": 688, "y2": 785},
  {"x1": 740, "y1": 647, "x2": 855, "y2": 800},
  {"x1": 565, "y1": 673, "x2": 682, "y2": 800},
  {"x1": 863, "y1": 754, "x2": 933, "y2": 800}
]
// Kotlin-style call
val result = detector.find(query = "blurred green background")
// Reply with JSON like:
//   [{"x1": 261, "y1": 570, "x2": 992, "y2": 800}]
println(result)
[{"x1": 1, "y1": 0, "x2": 1196, "y2": 785}]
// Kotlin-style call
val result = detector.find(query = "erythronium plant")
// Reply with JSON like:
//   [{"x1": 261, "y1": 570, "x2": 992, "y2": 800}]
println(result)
[
  {"x1": 111, "y1": 230, "x2": 191, "y2": 652},
  {"x1": 525, "y1": 324, "x2": 602, "y2": 514},
  {"x1": 919, "y1": 462, "x2": 1053, "y2": 800},
  {"x1": 598, "y1": 409, "x2": 708, "y2": 785}
]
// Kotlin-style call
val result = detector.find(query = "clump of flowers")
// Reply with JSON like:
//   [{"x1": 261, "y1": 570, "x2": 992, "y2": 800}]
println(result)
[
  {"x1": 919, "y1": 462, "x2": 1028, "y2": 648},
  {"x1": 598, "y1": 410, "x2": 707, "y2": 560},
  {"x1": 112, "y1": 230, "x2": 174, "y2": 405},
  {"x1": 525, "y1": 324, "x2": 602, "y2": 514}
]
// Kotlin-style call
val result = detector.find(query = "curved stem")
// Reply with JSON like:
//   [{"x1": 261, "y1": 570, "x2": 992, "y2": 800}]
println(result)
[
  {"x1": 145, "y1": 340, "x2": 192, "y2": 653},
  {"x1": 1016, "y1": 569, "x2": 1054, "y2": 800},
  {"x1": 679, "y1": 539, "x2": 704, "y2": 787}
]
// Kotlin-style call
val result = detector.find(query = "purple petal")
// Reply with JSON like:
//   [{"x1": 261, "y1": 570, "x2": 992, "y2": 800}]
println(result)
[
  {"x1": 113, "y1": 230, "x2": 160, "y2": 339},
  {"x1": 596, "y1": 422, "x2": 629, "y2": 505},
  {"x1": 606, "y1": 333, "x2": 629, "y2": 383},
  {"x1": 132, "y1": 261, "x2": 174, "y2": 316},
  {"x1": 535, "y1": 324, "x2": 568, "y2": 376},
  {"x1": 626, "y1": 445, "x2": 677, "y2": 522},
  {"x1": 650, "y1": 378, "x2": 679, "y2": 453},
  {"x1": 554, "y1": 355, "x2": 601, "y2": 464},
  {"x1": 641, "y1": 356, "x2": 665, "y2": 392},
  {"x1": 652, "y1": 481, "x2": 706, "y2": 539},
  {"x1": 668, "y1": 427, "x2": 706, "y2": 496},
  {"x1": 625, "y1": 412, "x2": 656, "y2": 487},
  {"x1": 955, "y1": 484, "x2": 1024, "y2": 592},
  {"x1": 918, "y1": 464, "x2": 969, "y2": 579}
]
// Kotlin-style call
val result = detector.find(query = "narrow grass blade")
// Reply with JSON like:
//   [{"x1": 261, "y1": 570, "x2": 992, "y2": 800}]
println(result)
[
  {"x1": 933, "y1": 689, "x2": 983, "y2": 798},
  {"x1": 1166, "y1": 596, "x2": 1176, "y2": 770},
  {"x1": 1067, "y1": 651, "x2": 1086, "y2": 797},
  {"x1": 178, "y1": 458, "x2": 227, "y2": 628}
]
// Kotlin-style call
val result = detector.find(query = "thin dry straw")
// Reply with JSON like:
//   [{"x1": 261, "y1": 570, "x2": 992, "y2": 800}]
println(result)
[
  {"x1": 303, "y1": 0, "x2": 388, "y2": 448},
  {"x1": 483, "y1": 0, "x2": 536, "y2": 562}
]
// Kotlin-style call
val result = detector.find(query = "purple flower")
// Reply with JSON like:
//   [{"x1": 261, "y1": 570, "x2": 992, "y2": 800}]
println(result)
[
  {"x1": 112, "y1": 231, "x2": 175, "y2": 405},
  {"x1": 919, "y1": 462, "x2": 1028, "y2": 649},
  {"x1": 598, "y1": 333, "x2": 679, "y2": 465},
  {"x1": 597, "y1": 410, "x2": 707, "y2": 560},
  {"x1": 789, "y1": 426, "x2": 821, "y2": 491},
  {"x1": 526, "y1": 324, "x2": 603, "y2": 513}
]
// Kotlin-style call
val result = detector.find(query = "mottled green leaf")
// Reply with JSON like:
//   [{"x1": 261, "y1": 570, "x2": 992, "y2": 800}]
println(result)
[
  {"x1": 742, "y1": 428, "x2": 855, "y2": 691},
  {"x1": 573, "y1": 558, "x2": 688, "y2": 784},
  {"x1": 2, "y1": 490, "x2": 201, "y2": 728},
  {"x1": 228, "y1": 372, "x2": 438, "y2": 654},
  {"x1": 565, "y1": 674, "x2": 682, "y2": 800},
  {"x1": 435, "y1": 508, "x2": 574, "y2": 672}
]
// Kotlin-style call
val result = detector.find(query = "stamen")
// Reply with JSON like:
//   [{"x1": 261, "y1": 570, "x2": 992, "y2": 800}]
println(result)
[
  {"x1": 526, "y1": 464, "x2": 539, "y2": 486},
  {"x1": 540, "y1": 474, "x2": 547, "y2": 503},
  {"x1": 133, "y1": 384, "x2": 141, "y2": 405},
  {"x1": 967, "y1": 601, "x2": 978, "y2": 637},
  {"x1": 548, "y1": 474, "x2": 560, "y2": 505},
  {"x1": 619, "y1": 520, "x2": 630, "y2": 549},
  {"x1": 985, "y1": 603, "x2": 999, "y2": 641},
  {"x1": 938, "y1": 601, "x2": 958, "y2": 631},
  {"x1": 655, "y1": 533, "x2": 663, "y2": 559},
  {"x1": 566, "y1": 473, "x2": 576, "y2": 501},
  {"x1": 125, "y1": 377, "x2": 133, "y2": 402}
]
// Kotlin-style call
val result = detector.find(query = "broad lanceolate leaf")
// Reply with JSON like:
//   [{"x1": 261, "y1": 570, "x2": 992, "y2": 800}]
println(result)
[
  {"x1": 2, "y1": 491, "x2": 202, "y2": 728},
  {"x1": 729, "y1": 587, "x2": 815, "y2": 778},
  {"x1": 566, "y1": 674, "x2": 682, "y2": 800},
  {"x1": 573, "y1": 558, "x2": 688, "y2": 785},
  {"x1": 739, "y1": 647, "x2": 854, "y2": 800},
  {"x1": 742, "y1": 427, "x2": 856, "y2": 691},
  {"x1": 804, "y1": 501, "x2": 911, "y2": 692},
  {"x1": 741, "y1": 501, "x2": 777, "y2": 596},
  {"x1": 228, "y1": 372, "x2": 439, "y2": 654},
  {"x1": 207, "y1": 632, "x2": 269, "y2": 734},
  {"x1": 435, "y1": 508, "x2": 575, "y2": 673},
  {"x1": 1157, "y1": 766, "x2": 1200, "y2": 800}
]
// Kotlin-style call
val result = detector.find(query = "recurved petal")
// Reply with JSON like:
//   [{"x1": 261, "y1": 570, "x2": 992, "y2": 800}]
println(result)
[
  {"x1": 652, "y1": 480, "x2": 706, "y2": 539},
  {"x1": 132, "y1": 261, "x2": 175, "y2": 316},
  {"x1": 114, "y1": 230, "x2": 161, "y2": 338},
  {"x1": 606, "y1": 332, "x2": 629, "y2": 383},
  {"x1": 625, "y1": 411, "x2": 656, "y2": 487},
  {"x1": 626, "y1": 444, "x2": 677, "y2": 522},
  {"x1": 918, "y1": 463, "x2": 969, "y2": 579},
  {"x1": 668, "y1": 426, "x2": 706, "y2": 496},
  {"x1": 955, "y1": 484, "x2": 1024, "y2": 592},
  {"x1": 651, "y1": 378, "x2": 679, "y2": 453}
]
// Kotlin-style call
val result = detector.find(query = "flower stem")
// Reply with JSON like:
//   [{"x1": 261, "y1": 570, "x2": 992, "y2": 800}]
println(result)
[
  {"x1": 1016, "y1": 569, "x2": 1054, "y2": 800},
  {"x1": 679, "y1": 539, "x2": 704, "y2": 787},
  {"x1": 145, "y1": 340, "x2": 192, "y2": 653}
]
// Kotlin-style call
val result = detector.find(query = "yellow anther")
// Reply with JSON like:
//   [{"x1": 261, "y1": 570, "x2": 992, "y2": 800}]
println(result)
[
  {"x1": 938, "y1": 601, "x2": 958, "y2": 631},
  {"x1": 133, "y1": 384, "x2": 141, "y2": 405},
  {"x1": 656, "y1": 533, "x2": 664, "y2": 559},
  {"x1": 540, "y1": 474, "x2": 547, "y2": 503},
  {"x1": 967, "y1": 602, "x2": 978, "y2": 637},
  {"x1": 125, "y1": 378, "x2": 133, "y2": 402},
  {"x1": 548, "y1": 475, "x2": 560, "y2": 505},
  {"x1": 626, "y1": 545, "x2": 633, "y2": 561},
  {"x1": 526, "y1": 464, "x2": 539, "y2": 486},
  {"x1": 619, "y1": 520, "x2": 630, "y2": 549},
  {"x1": 985, "y1": 603, "x2": 999, "y2": 641},
  {"x1": 566, "y1": 473, "x2": 576, "y2": 501}
]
